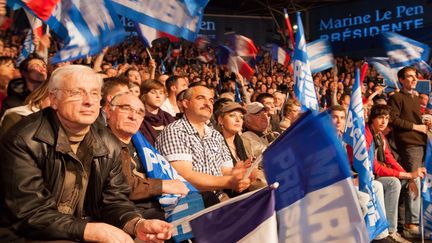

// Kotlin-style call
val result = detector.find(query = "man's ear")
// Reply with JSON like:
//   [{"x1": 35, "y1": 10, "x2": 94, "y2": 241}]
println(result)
[{"x1": 49, "y1": 92, "x2": 58, "y2": 110}]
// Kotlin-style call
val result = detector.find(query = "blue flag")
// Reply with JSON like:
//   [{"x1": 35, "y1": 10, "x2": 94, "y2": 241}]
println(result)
[
  {"x1": 367, "y1": 57, "x2": 400, "y2": 89},
  {"x1": 343, "y1": 69, "x2": 388, "y2": 239},
  {"x1": 264, "y1": 110, "x2": 369, "y2": 242},
  {"x1": 111, "y1": 0, "x2": 208, "y2": 42},
  {"x1": 383, "y1": 32, "x2": 431, "y2": 68},
  {"x1": 16, "y1": 29, "x2": 34, "y2": 66},
  {"x1": 422, "y1": 137, "x2": 432, "y2": 239},
  {"x1": 35, "y1": 0, "x2": 126, "y2": 63},
  {"x1": 132, "y1": 132, "x2": 204, "y2": 242},
  {"x1": 306, "y1": 38, "x2": 335, "y2": 74},
  {"x1": 293, "y1": 12, "x2": 319, "y2": 111},
  {"x1": 190, "y1": 186, "x2": 277, "y2": 243}
]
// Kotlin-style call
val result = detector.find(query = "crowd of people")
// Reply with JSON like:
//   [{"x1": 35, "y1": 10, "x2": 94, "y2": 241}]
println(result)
[{"x1": 0, "y1": 26, "x2": 431, "y2": 243}]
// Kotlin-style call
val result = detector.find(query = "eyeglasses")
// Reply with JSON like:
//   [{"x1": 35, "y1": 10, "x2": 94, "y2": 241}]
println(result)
[
  {"x1": 55, "y1": 88, "x2": 101, "y2": 101},
  {"x1": 111, "y1": 104, "x2": 145, "y2": 118}
]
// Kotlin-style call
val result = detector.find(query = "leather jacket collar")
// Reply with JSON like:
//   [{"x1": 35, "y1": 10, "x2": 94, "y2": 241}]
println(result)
[{"x1": 33, "y1": 108, "x2": 109, "y2": 157}]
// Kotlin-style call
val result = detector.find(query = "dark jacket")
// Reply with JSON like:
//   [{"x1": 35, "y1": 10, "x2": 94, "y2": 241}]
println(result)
[{"x1": 0, "y1": 108, "x2": 141, "y2": 242}]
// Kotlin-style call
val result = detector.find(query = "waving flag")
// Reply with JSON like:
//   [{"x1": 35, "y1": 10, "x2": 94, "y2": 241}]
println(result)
[
  {"x1": 293, "y1": 12, "x2": 319, "y2": 111},
  {"x1": 111, "y1": 0, "x2": 208, "y2": 42},
  {"x1": 16, "y1": 29, "x2": 35, "y2": 66},
  {"x1": 343, "y1": 69, "x2": 388, "y2": 239},
  {"x1": 368, "y1": 57, "x2": 400, "y2": 89},
  {"x1": 229, "y1": 34, "x2": 258, "y2": 57},
  {"x1": 195, "y1": 36, "x2": 209, "y2": 50},
  {"x1": 135, "y1": 23, "x2": 180, "y2": 47},
  {"x1": 16, "y1": 0, "x2": 126, "y2": 63},
  {"x1": 189, "y1": 185, "x2": 277, "y2": 243},
  {"x1": 24, "y1": 9, "x2": 44, "y2": 38},
  {"x1": 196, "y1": 51, "x2": 214, "y2": 63},
  {"x1": 383, "y1": 32, "x2": 431, "y2": 68},
  {"x1": 228, "y1": 55, "x2": 254, "y2": 80},
  {"x1": 306, "y1": 39, "x2": 334, "y2": 74},
  {"x1": 132, "y1": 132, "x2": 204, "y2": 242},
  {"x1": 215, "y1": 45, "x2": 233, "y2": 65},
  {"x1": 264, "y1": 110, "x2": 368, "y2": 242},
  {"x1": 423, "y1": 137, "x2": 432, "y2": 239},
  {"x1": 272, "y1": 44, "x2": 291, "y2": 67}
]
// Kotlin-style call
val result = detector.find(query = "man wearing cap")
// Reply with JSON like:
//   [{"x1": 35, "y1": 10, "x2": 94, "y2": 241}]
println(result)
[
  {"x1": 156, "y1": 85, "x2": 250, "y2": 203},
  {"x1": 241, "y1": 102, "x2": 271, "y2": 159}
]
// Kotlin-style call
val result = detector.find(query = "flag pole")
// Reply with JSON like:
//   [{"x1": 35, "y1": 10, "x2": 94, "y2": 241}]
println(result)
[
  {"x1": 146, "y1": 47, "x2": 153, "y2": 60},
  {"x1": 283, "y1": 8, "x2": 295, "y2": 50}
]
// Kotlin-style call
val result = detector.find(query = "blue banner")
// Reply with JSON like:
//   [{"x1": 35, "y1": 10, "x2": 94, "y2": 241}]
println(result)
[
  {"x1": 293, "y1": 12, "x2": 319, "y2": 111},
  {"x1": 422, "y1": 137, "x2": 432, "y2": 239},
  {"x1": 111, "y1": 0, "x2": 208, "y2": 42},
  {"x1": 263, "y1": 110, "x2": 368, "y2": 242},
  {"x1": 383, "y1": 32, "x2": 430, "y2": 68},
  {"x1": 132, "y1": 132, "x2": 203, "y2": 242},
  {"x1": 343, "y1": 69, "x2": 388, "y2": 239}
]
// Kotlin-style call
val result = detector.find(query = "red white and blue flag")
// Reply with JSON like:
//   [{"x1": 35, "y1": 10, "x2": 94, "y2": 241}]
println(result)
[
  {"x1": 228, "y1": 55, "x2": 254, "y2": 80},
  {"x1": 189, "y1": 185, "x2": 278, "y2": 243},
  {"x1": 271, "y1": 44, "x2": 290, "y2": 66},
  {"x1": 230, "y1": 34, "x2": 258, "y2": 57},
  {"x1": 135, "y1": 23, "x2": 180, "y2": 47}
]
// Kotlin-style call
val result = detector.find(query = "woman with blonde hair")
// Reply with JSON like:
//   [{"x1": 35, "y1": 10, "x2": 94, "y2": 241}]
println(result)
[{"x1": 0, "y1": 78, "x2": 50, "y2": 134}]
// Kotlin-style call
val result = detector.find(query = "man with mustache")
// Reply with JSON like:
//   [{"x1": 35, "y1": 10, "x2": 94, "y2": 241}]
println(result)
[{"x1": 156, "y1": 85, "x2": 250, "y2": 204}]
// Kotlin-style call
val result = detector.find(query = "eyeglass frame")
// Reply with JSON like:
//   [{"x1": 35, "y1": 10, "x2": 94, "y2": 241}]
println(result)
[
  {"x1": 53, "y1": 88, "x2": 102, "y2": 101},
  {"x1": 110, "y1": 103, "x2": 145, "y2": 118}
]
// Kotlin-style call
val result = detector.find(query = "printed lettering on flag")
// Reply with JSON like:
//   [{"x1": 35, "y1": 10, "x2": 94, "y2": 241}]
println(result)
[
  {"x1": 343, "y1": 69, "x2": 388, "y2": 239},
  {"x1": 132, "y1": 132, "x2": 204, "y2": 242},
  {"x1": 293, "y1": 12, "x2": 319, "y2": 111},
  {"x1": 263, "y1": 110, "x2": 368, "y2": 242},
  {"x1": 111, "y1": 0, "x2": 208, "y2": 42},
  {"x1": 306, "y1": 39, "x2": 334, "y2": 74}
]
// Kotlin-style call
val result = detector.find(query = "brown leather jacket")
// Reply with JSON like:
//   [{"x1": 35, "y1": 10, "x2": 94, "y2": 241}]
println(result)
[{"x1": 0, "y1": 108, "x2": 141, "y2": 241}]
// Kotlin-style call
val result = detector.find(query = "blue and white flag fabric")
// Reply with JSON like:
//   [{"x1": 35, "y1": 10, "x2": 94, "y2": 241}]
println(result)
[
  {"x1": 263, "y1": 110, "x2": 368, "y2": 242},
  {"x1": 111, "y1": 0, "x2": 208, "y2": 42},
  {"x1": 343, "y1": 69, "x2": 388, "y2": 239},
  {"x1": 367, "y1": 57, "x2": 400, "y2": 89},
  {"x1": 189, "y1": 185, "x2": 278, "y2": 243},
  {"x1": 383, "y1": 32, "x2": 431, "y2": 68},
  {"x1": 132, "y1": 132, "x2": 204, "y2": 242},
  {"x1": 17, "y1": 0, "x2": 126, "y2": 64},
  {"x1": 306, "y1": 38, "x2": 335, "y2": 74},
  {"x1": 16, "y1": 29, "x2": 34, "y2": 66},
  {"x1": 422, "y1": 137, "x2": 432, "y2": 239},
  {"x1": 293, "y1": 12, "x2": 319, "y2": 112}
]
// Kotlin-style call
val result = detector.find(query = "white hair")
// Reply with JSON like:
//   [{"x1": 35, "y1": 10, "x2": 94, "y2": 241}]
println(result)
[{"x1": 48, "y1": 65, "x2": 103, "y2": 92}]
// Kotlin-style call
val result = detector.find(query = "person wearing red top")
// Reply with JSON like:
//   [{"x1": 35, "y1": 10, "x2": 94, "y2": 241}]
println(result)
[{"x1": 366, "y1": 104, "x2": 426, "y2": 242}]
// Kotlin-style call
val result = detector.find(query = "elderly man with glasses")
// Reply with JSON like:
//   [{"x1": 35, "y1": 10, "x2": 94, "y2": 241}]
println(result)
[
  {"x1": 0, "y1": 65, "x2": 172, "y2": 242},
  {"x1": 105, "y1": 93, "x2": 189, "y2": 220}
]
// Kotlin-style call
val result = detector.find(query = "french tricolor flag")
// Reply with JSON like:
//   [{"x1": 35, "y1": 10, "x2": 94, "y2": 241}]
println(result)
[
  {"x1": 135, "y1": 23, "x2": 180, "y2": 47},
  {"x1": 228, "y1": 55, "x2": 254, "y2": 80},
  {"x1": 272, "y1": 44, "x2": 291, "y2": 66},
  {"x1": 190, "y1": 185, "x2": 278, "y2": 243},
  {"x1": 231, "y1": 34, "x2": 258, "y2": 57},
  {"x1": 264, "y1": 110, "x2": 369, "y2": 242}
]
